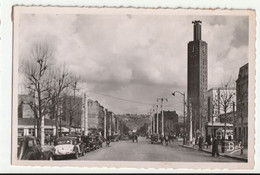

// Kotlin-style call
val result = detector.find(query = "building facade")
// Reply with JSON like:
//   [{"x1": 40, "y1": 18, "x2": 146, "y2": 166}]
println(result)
[
  {"x1": 235, "y1": 63, "x2": 248, "y2": 146},
  {"x1": 88, "y1": 99, "x2": 101, "y2": 131},
  {"x1": 187, "y1": 20, "x2": 208, "y2": 137},
  {"x1": 18, "y1": 94, "x2": 34, "y2": 119},
  {"x1": 62, "y1": 95, "x2": 83, "y2": 129}
]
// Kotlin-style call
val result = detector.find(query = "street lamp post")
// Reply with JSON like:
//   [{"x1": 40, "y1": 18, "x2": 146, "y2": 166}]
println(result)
[
  {"x1": 157, "y1": 98, "x2": 168, "y2": 136},
  {"x1": 172, "y1": 91, "x2": 186, "y2": 145}
]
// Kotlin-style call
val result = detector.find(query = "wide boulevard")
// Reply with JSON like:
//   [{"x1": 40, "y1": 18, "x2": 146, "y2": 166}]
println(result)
[{"x1": 66, "y1": 137, "x2": 242, "y2": 162}]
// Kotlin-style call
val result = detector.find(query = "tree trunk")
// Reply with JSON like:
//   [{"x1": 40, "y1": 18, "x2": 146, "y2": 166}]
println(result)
[
  {"x1": 224, "y1": 110, "x2": 227, "y2": 140},
  {"x1": 37, "y1": 118, "x2": 41, "y2": 139}
]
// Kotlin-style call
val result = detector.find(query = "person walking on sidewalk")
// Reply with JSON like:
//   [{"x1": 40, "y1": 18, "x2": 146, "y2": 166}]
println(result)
[
  {"x1": 221, "y1": 136, "x2": 225, "y2": 153},
  {"x1": 198, "y1": 135, "x2": 203, "y2": 151},
  {"x1": 212, "y1": 136, "x2": 220, "y2": 157}
]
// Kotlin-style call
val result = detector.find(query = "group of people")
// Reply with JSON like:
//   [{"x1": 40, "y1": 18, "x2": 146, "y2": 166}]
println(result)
[
  {"x1": 158, "y1": 134, "x2": 173, "y2": 146},
  {"x1": 191, "y1": 135, "x2": 224, "y2": 157}
]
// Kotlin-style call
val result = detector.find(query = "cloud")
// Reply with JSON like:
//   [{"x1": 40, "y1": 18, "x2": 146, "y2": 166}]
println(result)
[{"x1": 18, "y1": 13, "x2": 248, "y2": 114}]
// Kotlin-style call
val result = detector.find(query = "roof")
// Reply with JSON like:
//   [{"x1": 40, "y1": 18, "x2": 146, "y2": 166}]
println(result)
[{"x1": 18, "y1": 118, "x2": 68, "y2": 126}]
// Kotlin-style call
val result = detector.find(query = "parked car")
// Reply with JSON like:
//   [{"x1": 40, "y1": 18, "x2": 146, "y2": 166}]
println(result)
[
  {"x1": 88, "y1": 135, "x2": 98, "y2": 150},
  {"x1": 151, "y1": 134, "x2": 161, "y2": 144},
  {"x1": 53, "y1": 136, "x2": 85, "y2": 160},
  {"x1": 17, "y1": 136, "x2": 54, "y2": 160},
  {"x1": 81, "y1": 135, "x2": 91, "y2": 152}
]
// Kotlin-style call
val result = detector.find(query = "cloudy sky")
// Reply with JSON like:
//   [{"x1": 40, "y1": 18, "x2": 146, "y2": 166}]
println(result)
[{"x1": 18, "y1": 12, "x2": 248, "y2": 115}]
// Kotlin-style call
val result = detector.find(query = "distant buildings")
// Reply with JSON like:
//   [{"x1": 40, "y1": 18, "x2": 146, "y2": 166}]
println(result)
[
  {"x1": 235, "y1": 63, "x2": 248, "y2": 145},
  {"x1": 187, "y1": 20, "x2": 208, "y2": 137}
]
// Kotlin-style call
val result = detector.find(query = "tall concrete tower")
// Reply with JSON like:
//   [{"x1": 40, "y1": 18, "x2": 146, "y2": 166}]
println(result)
[{"x1": 187, "y1": 20, "x2": 208, "y2": 137}]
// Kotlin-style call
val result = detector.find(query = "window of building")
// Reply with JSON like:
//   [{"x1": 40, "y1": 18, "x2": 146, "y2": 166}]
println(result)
[{"x1": 28, "y1": 128, "x2": 35, "y2": 136}]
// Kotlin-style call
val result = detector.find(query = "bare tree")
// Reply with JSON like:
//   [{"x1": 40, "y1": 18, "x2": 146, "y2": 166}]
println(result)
[
  {"x1": 48, "y1": 65, "x2": 72, "y2": 138},
  {"x1": 20, "y1": 42, "x2": 73, "y2": 142},
  {"x1": 20, "y1": 42, "x2": 54, "y2": 142},
  {"x1": 62, "y1": 75, "x2": 82, "y2": 135},
  {"x1": 213, "y1": 78, "x2": 236, "y2": 140}
]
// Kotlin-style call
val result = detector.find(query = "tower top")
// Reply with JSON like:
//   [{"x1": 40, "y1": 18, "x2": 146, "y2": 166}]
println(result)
[
  {"x1": 192, "y1": 20, "x2": 202, "y2": 25},
  {"x1": 192, "y1": 20, "x2": 202, "y2": 41}
]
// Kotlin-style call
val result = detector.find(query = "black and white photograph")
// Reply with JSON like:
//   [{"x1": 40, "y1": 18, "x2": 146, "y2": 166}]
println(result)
[{"x1": 12, "y1": 7, "x2": 255, "y2": 169}]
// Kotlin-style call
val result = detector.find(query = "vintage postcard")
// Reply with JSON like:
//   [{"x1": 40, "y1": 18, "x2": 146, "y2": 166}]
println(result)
[{"x1": 12, "y1": 6, "x2": 256, "y2": 169}]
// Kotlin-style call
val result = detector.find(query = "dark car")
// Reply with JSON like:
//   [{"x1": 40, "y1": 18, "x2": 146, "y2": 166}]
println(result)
[
  {"x1": 81, "y1": 135, "x2": 91, "y2": 152},
  {"x1": 151, "y1": 134, "x2": 161, "y2": 144},
  {"x1": 88, "y1": 135, "x2": 98, "y2": 150},
  {"x1": 17, "y1": 136, "x2": 54, "y2": 160}
]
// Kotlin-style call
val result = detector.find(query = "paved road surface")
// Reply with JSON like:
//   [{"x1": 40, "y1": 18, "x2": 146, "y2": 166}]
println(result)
[{"x1": 66, "y1": 137, "x2": 243, "y2": 162}]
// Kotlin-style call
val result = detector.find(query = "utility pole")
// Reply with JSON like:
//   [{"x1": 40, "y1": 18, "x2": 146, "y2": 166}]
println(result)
[
  {"x1": 104, "y1": 108, "x2": 107, "y2": 139},
  {"x1": 153, "y1": 105, "x2": 159, "y2": 134},
  {"x1": 81, "y1": 94, "x2": 85, "y2": 135},
  {"x1": 233, "y1": 101, "x2": 236, "y2": 140},
  {"x1": 157, "y1": 98, "x2": 168, "y2": 136},
  {"x1": 84, "y1": 93, "x2": 88, "y2": 136},
  {"x1": 172, "y1": 91, "x2": 186, "y2": 145}
]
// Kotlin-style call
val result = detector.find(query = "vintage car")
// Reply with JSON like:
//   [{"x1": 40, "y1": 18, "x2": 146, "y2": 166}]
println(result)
[
  {"x1": 151, "y1": 134, "x2": 162, "y2": 144},
  {"x1": 53, "y1": 136, "x2": 85, "y2": 159},
  {"x1": 17, "y1": 136, "x2": 54, "y2": 160}
]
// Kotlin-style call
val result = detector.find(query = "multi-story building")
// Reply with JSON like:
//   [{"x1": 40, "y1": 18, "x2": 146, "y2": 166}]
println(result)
[
  {"x1": 62, "y1": 95, "x2": 83, "y2": 129},
  {"x1": 187, "y1": 20, "x2": 208, "y2": 137},
  {"x1": 88, "y1": 99, "x2": 101, "y2": 131},
  {"x1": 235, "y1": 63, "x2": 248, "y2": 145},
  {"x1": 18, "y1": 94, "x2": 34, "y2": 119},
  {"x1": 98, "y1": 105, "x2": 105, "y2": 133},
  {"x1": 106, "y1": 111, "x2": 113, "y2": 136}
]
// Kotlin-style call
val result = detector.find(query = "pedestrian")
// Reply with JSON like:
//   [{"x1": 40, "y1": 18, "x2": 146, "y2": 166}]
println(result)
[
  {"x1": 165, "y1": 135, "x2": 169, "y2": 146},
  {"x1": 221, "y1": 136, "x2": 225, "y2": 153},
  {"x1": 192, "y1": 137, "x2": 195, "y2": 148},
  {"x1": 212, "y1": 136, "x2": 220, "y2": 157},
  {"x1": 198, "y1": 135, "x2": 203, "y2": 151},
  {"x1": 160, "y1": 135, "x2": 164, "y2": 144},
  {"x1": 206, "y1": 135, "x2": 211, "y2": 149}
]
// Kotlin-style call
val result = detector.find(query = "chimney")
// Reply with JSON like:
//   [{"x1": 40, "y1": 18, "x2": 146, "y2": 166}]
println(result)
[{"x1": 192, "y1": 20, "x2": 202, "y2": 41}]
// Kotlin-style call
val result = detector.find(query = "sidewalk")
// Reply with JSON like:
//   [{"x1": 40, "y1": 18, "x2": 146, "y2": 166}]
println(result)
[{"x1": 179, "y1": 144, "x2": 248, "y2": 162}]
